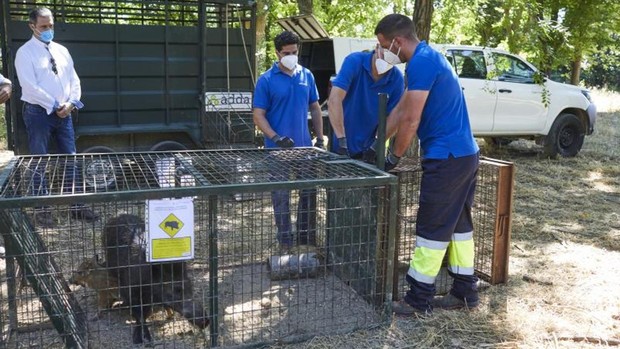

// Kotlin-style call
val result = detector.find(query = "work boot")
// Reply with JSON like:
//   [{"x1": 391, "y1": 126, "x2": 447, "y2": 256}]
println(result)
[
  {"x1": 70, "y1": 204, "x2": 99, "y2": 222},
  {"x1": 391, "y1": 299, "x2": 431, "y2": 317},
  {"x1": 34, "y1": 207, "x2": 54, "y2": 227},
  {"x1": 432, "y1": 293, "x2": 479, "y2": 310}
]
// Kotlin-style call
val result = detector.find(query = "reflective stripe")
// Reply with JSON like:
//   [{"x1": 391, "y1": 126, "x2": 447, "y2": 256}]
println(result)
[
  {"x1": 448, "y1": 233, "x2": 475, "y2": 275},
  {"x1": 452, "y1": 231, "x2": 473, "y2": 241},
  {"x1": 416, "y1": 236, "x2": 450, "y2": 250},
  {"x1": 407, "y1": 267, "x2": 436, "y2": 284},
  {"x1": 409, "y1": 244, "x2": 447, "y2": 284},
  {"x1": 448, "y1": 265, "x2": 474, "y2": 275}
]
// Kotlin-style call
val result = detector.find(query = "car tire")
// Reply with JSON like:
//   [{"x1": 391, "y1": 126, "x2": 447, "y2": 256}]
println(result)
[
  {"x1": 150, "y1": 141, "x2": 188, "y2": 152},
  {"x1": 81, "y1": 146, "x2": 117, "y2": 190},
  {"x1": 543, "y1": 113, "x2": 585, "y2": 158}
]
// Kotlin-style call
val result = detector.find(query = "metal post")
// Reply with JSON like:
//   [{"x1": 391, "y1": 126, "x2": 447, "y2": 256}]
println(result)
[
  {"x1": 208, "y1": 195, "x2": 219, "y2": 347},
  {"x1": 376, "y1": 93, "x2": 388, "y2": 170}
]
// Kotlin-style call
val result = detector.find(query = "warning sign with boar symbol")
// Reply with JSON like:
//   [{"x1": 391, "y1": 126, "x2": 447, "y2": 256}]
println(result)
[{"x1": 159, "y1": 213, "x2": 184, "y2": 238}]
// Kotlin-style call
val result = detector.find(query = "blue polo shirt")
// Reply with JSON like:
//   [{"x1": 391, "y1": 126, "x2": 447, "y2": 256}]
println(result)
[
  {"x1": 331, "y1": 51, "x2": 404, "y2": 156},
  {"x1": 253, "y1": 62, "x2": 319, "y2": 148},
  {"x1": 406, "y1": 41, "x2": 479, "y2": 159}
]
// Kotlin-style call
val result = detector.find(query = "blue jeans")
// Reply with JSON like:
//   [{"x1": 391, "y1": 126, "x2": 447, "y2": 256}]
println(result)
[
  {"x1": 272, "y1": 188, "x2": 317, "y2": 246},
  {"x1": 22, "y1": 103, "x2": 77, "y2": 196},
  {"x1": 269, "y1": 156, "x2": 317, "y2": 246}
]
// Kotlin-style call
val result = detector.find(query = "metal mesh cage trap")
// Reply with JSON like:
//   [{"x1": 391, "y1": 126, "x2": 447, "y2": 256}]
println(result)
[
  {"x1": 0, "y1": 148, "x2": 398, "y2": 348},
  {"x1": 393, "y1": 156, "x2": 515, "y2": 298}
]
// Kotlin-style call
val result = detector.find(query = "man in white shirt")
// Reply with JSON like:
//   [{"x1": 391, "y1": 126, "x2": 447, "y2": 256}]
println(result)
[
  {"x1": 15, "y1": 7, "x2": 97, "y2": 226},
  {"x1": 0, "y1": 73, "x2": 11, "y2": 104}
]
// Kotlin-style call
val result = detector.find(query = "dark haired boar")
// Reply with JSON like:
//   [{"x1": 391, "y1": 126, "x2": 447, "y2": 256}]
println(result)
[{"x1": 103, "y1": 214, "x2": 208, "y2": 344}]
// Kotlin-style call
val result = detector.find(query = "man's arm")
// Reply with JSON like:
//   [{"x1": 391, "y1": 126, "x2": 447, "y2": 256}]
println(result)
[
  {"x1": 309, "y1": 101, "x2": 323, "y2": 143},
  {"x1": 327, "y1": 86, "x2": 347, "y2": 139},
  {"x1": 391, "y1": 90, "x2": 429, "y2": 157},
  {"x1": 66, "y1": 52, "x2": 83, "y2": 109},
  {"x1": 252, "y1": 107, "x2": 277, "y2": 140},
  {"x1": 14, "y1": 48, "x2": 57, "y2": 114}
]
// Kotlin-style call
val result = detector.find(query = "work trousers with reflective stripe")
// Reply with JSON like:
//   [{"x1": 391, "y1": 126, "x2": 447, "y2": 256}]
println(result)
[{"x1": 404, "y1": 152, "x2": 479, "y2": 310}]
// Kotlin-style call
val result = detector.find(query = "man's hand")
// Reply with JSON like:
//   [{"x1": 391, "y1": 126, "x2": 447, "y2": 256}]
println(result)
[
  {"x1": 384, "y1": 149, "x2": 400, "y2": 172},
  {"x1": 272, "y1": 135, "x2": 295, "y2": 148},
  {"x1": 362, "y1": 147, "x2": 376, "y2": 164},
  {"x1": 336, "y1": 137, "x2": 348, "y2": 156},
  {"x1": 55, "y1": 102, "x2": 74, "y2": 118},
  {"x1": 0, "y1": 84, "x2": 11, "y2": 104},
  {"x1": 362, "y1": 139, "x2": 377, "y2": 164}
]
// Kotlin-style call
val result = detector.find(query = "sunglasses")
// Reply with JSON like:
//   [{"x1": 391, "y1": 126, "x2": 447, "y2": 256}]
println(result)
[
  {"x1": 45, "y1": 46, "x2": 58, "y2": 75},
  {"x1": 50, "y1": 57, "x2": 58, "y2": 75}
]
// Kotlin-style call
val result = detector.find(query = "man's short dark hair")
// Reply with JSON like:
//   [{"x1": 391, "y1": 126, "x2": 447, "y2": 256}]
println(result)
[
  {"x1": 29, "y1": 7, "x2": 53, "y2": 24},
  {"x1": 274, "y1": 31, "x2": 300, "y2": 52},
  {"x1": 374, "y1": 14, "x2": 416, "y2": 41}
]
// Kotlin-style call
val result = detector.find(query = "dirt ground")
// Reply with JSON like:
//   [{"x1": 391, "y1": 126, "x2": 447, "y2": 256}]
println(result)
[
  {"x1": 0, "y1": 90, "x2": 618, "y2": 348},
  {"x1": 269, "y1": 91, "x2": 620, "y2": 349}
]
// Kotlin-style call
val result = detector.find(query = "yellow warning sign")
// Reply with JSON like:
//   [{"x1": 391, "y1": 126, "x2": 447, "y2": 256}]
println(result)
[
  {"x1": 152, "y1": 237, "x2": 191, "y2": 259},
  {"x1": 159, "y1": 213, "x2": 184, "y2": 237}
]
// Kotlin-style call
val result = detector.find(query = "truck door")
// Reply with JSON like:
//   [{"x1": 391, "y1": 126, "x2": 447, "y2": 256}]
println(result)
[
  {"x1": 488, "y1": 52, "x2": 547, "y2": 133},
  {"x1": 447, "y1": 49, "x2": 496, "y2": 133}
]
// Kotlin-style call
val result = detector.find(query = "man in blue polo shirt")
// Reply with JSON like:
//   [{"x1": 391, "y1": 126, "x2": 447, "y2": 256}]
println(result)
[
  {"x1": 327, "y1": 45, "x2": 404, "y2": 159},
  {"x1": 253, "y1": 31, "x2": 324, "y2": 249},
  {"x1": 375, "y1": 14, "x2": 480, "y2": 315}
]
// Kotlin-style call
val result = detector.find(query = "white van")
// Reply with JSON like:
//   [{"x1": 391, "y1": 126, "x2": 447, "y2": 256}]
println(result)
[{"x1": 278, "y1": 15, "x2": 596, "y2": 157}]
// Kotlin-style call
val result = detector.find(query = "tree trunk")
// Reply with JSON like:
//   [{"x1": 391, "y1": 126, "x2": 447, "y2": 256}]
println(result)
[
  {"x1": 297, "y1": 0, "x2": 313, "y2": 15},
  {"x1": 412, "y1": 0, "x2": 433, "y2": 41},
  {"x1": 570, "y1": 56, "x2": 581, "y2": 85}
]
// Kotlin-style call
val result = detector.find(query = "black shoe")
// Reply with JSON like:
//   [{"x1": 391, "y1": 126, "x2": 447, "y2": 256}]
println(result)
[
  {"x1": 391, "y1": 300, "x2": 431, "y2": 317},
  {"x1": 34, "y1": 208, "x2": 54, "y2": 227},
  {"x1": 70, "y1": 204, "x2": 99, "y2": 222},
  {"x1": 432, "y1": 293, "x2": 479, "y2": 310}
]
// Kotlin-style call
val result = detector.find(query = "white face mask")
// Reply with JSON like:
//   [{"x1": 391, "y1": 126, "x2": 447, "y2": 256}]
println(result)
[
  {"x1": 383, "y1": 39, "x2": 402, "y2": 65},
  {"x1": 280, "y1": 55, "x2": 298, "y2": 70},
  {"x1": 375, "y1": 58, "x2": 393, "y2": 75}
]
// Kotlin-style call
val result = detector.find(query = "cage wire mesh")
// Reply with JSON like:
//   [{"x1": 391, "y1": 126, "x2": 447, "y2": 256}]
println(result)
[
  {"x1": 0, "y1": 148, "x2": 397, "y2": 348},
  {"x1": 393, "y1": 156, "x2": 514, "y2": 299},
  {"x1": 204, "y1": 90, "x2": 257, "y2": 148}
]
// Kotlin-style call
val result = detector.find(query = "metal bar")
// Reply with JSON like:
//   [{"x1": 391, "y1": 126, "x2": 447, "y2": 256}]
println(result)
[
  {"x1": 384, "y1": 181, "x2": 399, "y2": 318},
  {"x1": 376, "y1": 93, "x2": 388, "y2": 170},
  {"x1": 208, "y1": 195, "x2": 219, "y2": 347}
]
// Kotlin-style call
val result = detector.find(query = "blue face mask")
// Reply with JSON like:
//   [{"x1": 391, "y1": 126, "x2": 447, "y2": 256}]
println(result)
[{"x1": 39, "y1": 29, "x2": 54, "y2": 43}]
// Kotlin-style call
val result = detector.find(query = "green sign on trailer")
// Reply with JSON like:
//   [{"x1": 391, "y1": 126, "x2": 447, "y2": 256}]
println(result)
[{"x1": 0, "y1": 0, "x2": 257, "y2": 154}]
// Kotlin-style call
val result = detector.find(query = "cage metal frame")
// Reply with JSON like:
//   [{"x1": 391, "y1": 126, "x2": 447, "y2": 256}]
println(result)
[
  {"x1": 0, "y1": 148, "x2": 399, "y2": 348},
  {"x1": 392, "y1": 156, "x2": 515, "y2": 298}
]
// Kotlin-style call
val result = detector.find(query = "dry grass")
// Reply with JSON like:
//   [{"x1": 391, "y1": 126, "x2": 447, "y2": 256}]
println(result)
[
  {"x1": 271, "y1": 90, "x2": 620, "y2": 348},
  {"x1": 0, "y1": 90, "x2": 618, "y2": 348}
]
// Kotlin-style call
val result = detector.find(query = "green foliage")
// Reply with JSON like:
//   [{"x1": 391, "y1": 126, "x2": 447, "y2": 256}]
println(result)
[
  {"x1": 582, "y1": 37, "x2": 620, "y2": 92},
  {"x1": 525, "y1": 18, "x2": 572, "y2": 77}
]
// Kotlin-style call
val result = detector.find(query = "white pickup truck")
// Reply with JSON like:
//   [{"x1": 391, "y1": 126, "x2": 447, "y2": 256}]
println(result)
[
  {"x1": 435, "y1": 44, "x2": 596, "y2": 158},
  {"x1": 279, "y1": 15, "x2": 597, "y2": 158}
]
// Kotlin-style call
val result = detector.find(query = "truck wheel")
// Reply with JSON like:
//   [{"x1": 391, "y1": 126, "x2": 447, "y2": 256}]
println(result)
[
  {"x1": 81, "y1": 146, "x2": 117, "y2": 191},
  {"x1": 543, "y1": 113, "x2": 585, "y2": 158},
  {"x1": 150, "y1": 141, "x2": 187, "y2": 152}
]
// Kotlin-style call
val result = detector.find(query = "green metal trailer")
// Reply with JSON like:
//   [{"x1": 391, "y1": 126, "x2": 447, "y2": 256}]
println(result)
[{"x1": 0, "y1": 0, "x2": 257, "y2": 155}]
